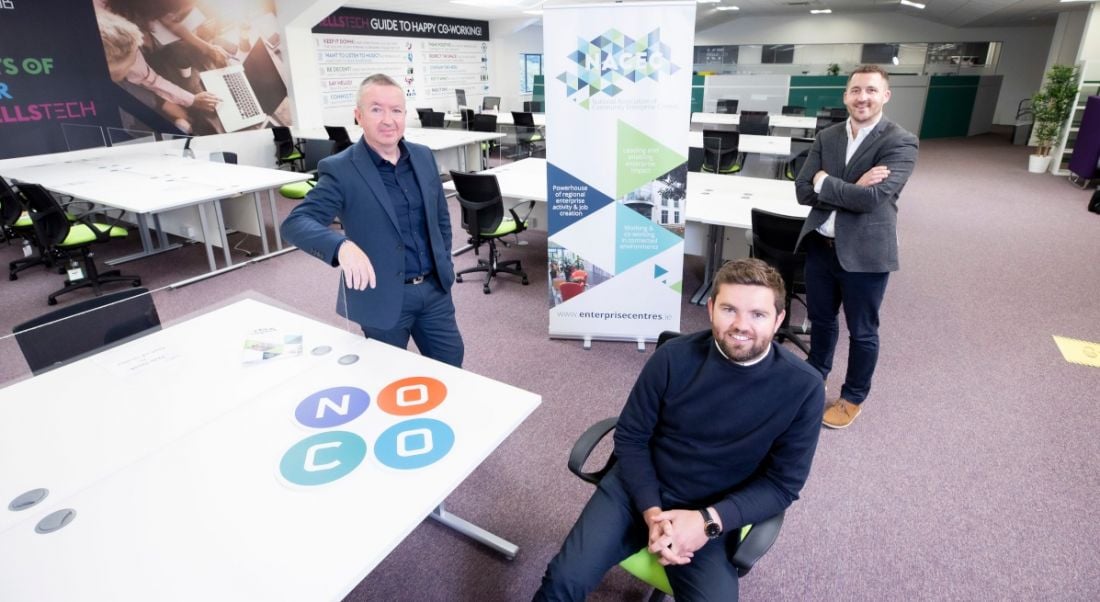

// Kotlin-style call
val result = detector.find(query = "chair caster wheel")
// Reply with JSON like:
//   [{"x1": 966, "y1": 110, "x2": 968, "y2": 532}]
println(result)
[
  {"x1": 522, "y1": 278, "x2": 529, "y2": 285},
  {"x1": 483, "y1": 286, "x2": 491, "y2": 294},
  {"x1": 456, "y1": 275, "x2": 463, "y2": 282},
  {"x1": 48, "y1": 298, "x2": 57, "y2": 306},
  {"x1": 9, "y1": 274, "x2": 16, "y2": 281},
  {"x1": 132, "y1": 280, "x2": 141, "y2": 286}
]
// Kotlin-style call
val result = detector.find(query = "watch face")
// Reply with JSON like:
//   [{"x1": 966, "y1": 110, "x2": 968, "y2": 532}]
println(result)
[{"x1": 705, "y1": 522, "x2": 722, "y2": 538}]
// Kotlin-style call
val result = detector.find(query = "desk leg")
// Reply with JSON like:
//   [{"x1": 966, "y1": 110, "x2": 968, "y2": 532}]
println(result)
[
  {"x1": 269, "y1": 189, "x2": 284, "y2": 250},
  {"x1": 458, "y1": 145, "x2": 467, "y2": 172},
  {"x1": 105, "y1": 213, "x2": 182, "y2": 266},
  {"x1": 252, "y1": 191, "x2": 270, "y2": 256},
  {"x1": 197, "y1": 202, "x2": 217, "y2": 272},
  {"x1": 690, "y1": 224, "x2": 723, "y2": 305},
  {"x1": 430, "y1": 503, "x2": 518, "y2": 560},
  {"x1": 213, "y1": 200, "x2": 233, "y2": 268}
]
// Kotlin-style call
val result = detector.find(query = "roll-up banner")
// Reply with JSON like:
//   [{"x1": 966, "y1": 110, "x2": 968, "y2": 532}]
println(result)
[{"x1": 544, "y1": 1, "x2": 695, "y2": 344}]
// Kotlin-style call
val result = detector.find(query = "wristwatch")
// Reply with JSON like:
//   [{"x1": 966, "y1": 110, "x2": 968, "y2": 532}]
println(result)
[{"x1": 699, "y1": 507, "x2": 722, "y2": 539}]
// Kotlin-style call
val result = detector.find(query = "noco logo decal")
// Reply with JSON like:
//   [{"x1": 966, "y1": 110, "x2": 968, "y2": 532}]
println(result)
[{"x1": 279, "y1": 377, "x2": 452, "y2": 486}]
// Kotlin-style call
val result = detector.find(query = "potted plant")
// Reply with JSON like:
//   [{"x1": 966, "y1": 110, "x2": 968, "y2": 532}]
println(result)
[
  {"x1": 826, "y1": 63, "x2": 840, "y2": 76},
  {"x1": 1030, "y1": 64, "x2": 1078, "y2": 173}
]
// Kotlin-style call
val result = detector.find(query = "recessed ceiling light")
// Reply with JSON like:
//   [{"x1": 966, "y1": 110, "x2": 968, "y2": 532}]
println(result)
[
  {"x1": 697, "y1": 0, "x2": 721, "y2": 4},
  {"x1": 715, "y1": 5, "x2": 740, "y2": 10},
  {"x1": 810, "y1": 9, "x2": 832, "y2": 14},
  {"x1": 899, "y1": 0, "x2": 925, "y2": 8},
  {"x1": 1059, "y1": 0, "x2": 1095, "y2": 3}
]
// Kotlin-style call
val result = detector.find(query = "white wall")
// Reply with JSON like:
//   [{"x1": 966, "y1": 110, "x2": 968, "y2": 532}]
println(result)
[
  {"x1": 488, "y1": 18, "x2": 543, "y2": 113},
  {"x1": 275, "y1": 0, "x2": 344, "y2": 129},
  {"x1": 694, "y1": 12, "x2": 1056, "y2": 125}
]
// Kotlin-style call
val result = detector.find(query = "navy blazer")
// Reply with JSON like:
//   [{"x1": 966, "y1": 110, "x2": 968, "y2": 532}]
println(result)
[
  {"x1": 794, "y1": 117, "x2": 918, "y2": 273},
  {"x1": 280, "y1": 139, "x2": 455, "y2": 329}
]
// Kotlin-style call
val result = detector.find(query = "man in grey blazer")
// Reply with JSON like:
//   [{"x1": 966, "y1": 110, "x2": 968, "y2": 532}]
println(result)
[
  {"x1": 281, "y1": 74, "x2": 463, "y2": 367},
  {"x1": 794, "y1": 65, "x2": 918, "y2": 429}
]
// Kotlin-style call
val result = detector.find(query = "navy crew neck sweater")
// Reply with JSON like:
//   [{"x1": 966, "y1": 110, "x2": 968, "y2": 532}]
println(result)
[{"x1": 613, "y1": 330, "x2": 825, "y2": 530}]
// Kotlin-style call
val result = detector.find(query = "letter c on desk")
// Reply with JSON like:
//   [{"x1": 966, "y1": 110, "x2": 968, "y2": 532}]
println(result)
[{"x1": 280, "y1": 431, "x2": 366, "y2": 486}]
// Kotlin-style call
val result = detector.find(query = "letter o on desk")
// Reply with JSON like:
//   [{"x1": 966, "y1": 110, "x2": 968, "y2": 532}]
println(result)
[
  {"x1": 374, "y1": 419, "x2": 454, "y2": 470},
  {"x1": 377, "y1": 376, "x2": 447, "y2": 415}
]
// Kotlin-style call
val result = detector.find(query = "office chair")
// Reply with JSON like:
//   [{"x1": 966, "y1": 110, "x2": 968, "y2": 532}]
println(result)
[
  {"x1": 815, "y1": 116, "x2": 839, "y2": 134},
  {"x1": 781, "y1": 105, "x2": 806, "y2": 116},
  {"x1": 20, "y1": 183, "x2": 141, "y2": 305},
  {"x1": 460, "y1": 108, "x2": 476, "y2": 129},
  {"x1": 482, "y1": 96, "x2": 501, "y2": 112},
  {"x1": 717, "y1": 99, "x2": 739, "y2": 114},
  {"x1": 523, "y1": 100, "x2": 543, "y2": 113},
  {"x1": 13, "y1": 287, "x2": 160, "y2": 375},
  {"x1": 510, "y1": 111, "x2": 544, "y2": 157},
  {"x1": 687, "y1": 147, "x2": 705, "y2": 173},
  {"x1": 785, "y1": 149, "x2": 810, "y2": 181},
  {"x1": 3, "y1": 177, "x2": 50, "y2": 280},
  {"x1": 324, "y1": 126, "x2": 354, "y2": 154},
  {"x1": 449, "y1": 170, "x2": 531, "y2": 294},
  {"x1": 700, "y1": 129, "x2": 743, "y2": 174},
  {"x1": 415, "y1": 107, "x2": 433, "y2": 123},
  {"x1": 739, "y1": 110, "x2": 770, "y2": 135},
  {"x1": 209, "y1": 151, "x2": 238, "y2": 164},
  {"x1": 279, "y1": 179, "x2": 316, "y2": 200},
  {"x1": 469, "y1": 114, "x2": 500, "y2": 162},
  {"x1": 567, "y1": 330, "x2": 787, "y2": 602},
  {"x1": 828, "y1": 107, "x2": 849, "y2": 120},
  {"x1": 750, "y1": 209, "x2": 810, "y2": 356},
  {"x1": 420, "y1": 111, "x2": 445, "y2": 128},
  {"x1": 272, "y1": 126, "x2": 305, "y2": 171}
]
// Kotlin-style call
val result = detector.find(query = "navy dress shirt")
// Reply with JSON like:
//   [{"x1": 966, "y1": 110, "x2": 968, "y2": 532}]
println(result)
[{"x1": 363, "y1": 139, "x2": 435, "y2": 280}]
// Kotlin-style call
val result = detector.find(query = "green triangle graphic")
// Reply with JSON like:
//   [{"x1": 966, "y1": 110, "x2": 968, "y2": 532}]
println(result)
[{"x1": 616, "y1": 120, "x2": 687, "y2": 199}]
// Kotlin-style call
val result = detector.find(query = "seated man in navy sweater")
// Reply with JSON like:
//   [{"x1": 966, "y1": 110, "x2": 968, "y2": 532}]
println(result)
[{"x1": 534, "y1": 258, "x2": 825, "y2": 601}]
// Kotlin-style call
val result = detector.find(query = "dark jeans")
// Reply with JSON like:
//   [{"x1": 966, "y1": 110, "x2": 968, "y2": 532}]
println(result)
[
  {"x1": 803, "y1": 232, "x2": 889, "y2": 405},
  {"x1": 361, "y1": 275, "x2": 464, "y2": 368},
  {"x1": 533, "y1": 466, "x2": 740, "y2": 601}
]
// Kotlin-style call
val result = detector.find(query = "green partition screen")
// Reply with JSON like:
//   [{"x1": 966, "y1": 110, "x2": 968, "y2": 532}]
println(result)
[{"x1": 919, "y1": 76, "x2": 978, "y2": 139}]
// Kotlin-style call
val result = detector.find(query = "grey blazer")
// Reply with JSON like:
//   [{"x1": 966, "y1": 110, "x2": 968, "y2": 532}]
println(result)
[
  {"x1": 280, "y1": 139, "x2": 455, "y2": 329},
  {"x1": 794, "y1": 118, "x2": 918, "y2": 273}
]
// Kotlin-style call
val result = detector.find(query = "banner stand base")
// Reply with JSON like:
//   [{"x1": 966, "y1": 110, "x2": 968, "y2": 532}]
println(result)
[
  {"x1": 636, "y1": 338, "x2": 646, "y2": 352},
  {"x1": 583, "y1": 335, "x2": 592, "y2": 350}
]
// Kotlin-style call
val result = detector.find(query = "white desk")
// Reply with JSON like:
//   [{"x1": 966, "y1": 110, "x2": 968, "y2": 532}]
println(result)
[
  {"x1": 1, "y1": 154, "x2": 309, "y2": 276},
  {"x1": 293, "y1": 126, "x2": 505, "y2": 172},
  {"x1": 0, "y1": 297, "x2": 540, "y2": 601},
  {"x1": 691, "y1": 112, "x2": 817, "y2": 131},
  {"x1": 689, "y1": 131, "x2": 792, "y2": 156}
]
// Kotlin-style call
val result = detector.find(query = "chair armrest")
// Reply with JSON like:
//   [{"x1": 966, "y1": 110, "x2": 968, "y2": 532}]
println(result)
[
  {"x1": 567, "y1": 416, "x2": 618, "y2": 485},
  {"x1": 507, "y1": 199, "x2": 537, "y2": 224},
  {"x1": 731, "y1": 510, "x2": 785, "y2": 577}
]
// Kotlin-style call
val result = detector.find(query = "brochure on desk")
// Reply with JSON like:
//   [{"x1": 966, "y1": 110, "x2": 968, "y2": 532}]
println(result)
[{"x1": 543, "y1": 2, "x2": 695, "y2": 342}]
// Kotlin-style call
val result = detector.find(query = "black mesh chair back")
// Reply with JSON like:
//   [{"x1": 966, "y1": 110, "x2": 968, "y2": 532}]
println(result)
[
  {"x1": 325, "y1": 126, "x2": 353, "y2": 153},
  {"x1": 415, "y1": 108, "x2": 433, "y2": 122},
  {"x1": 687, "y1": 147, "x2": 705, "y2": 172},
  {"x1": 421, "y1": 111, "x2": 445, "y2": 128},
  {"x1": 751, "y1": 208, "x2": 809, "y2": 355},
  {"x1": 209, "y1": 152, "x2": 238, "y2": 164},
  {"x1": 511, "y1": 111, "x2": 536, "y2": 127},
  {"x1": 717, "y1": 99, "x2": 739, "y2": 114},
  {"x1": 482, "y1": 96, "x2": 501, "y2": 111},
  {"x1": 470, "y1": 114, "x2": 498, "y2": 132},
  {"x1": 786, "y1": 149, "x2": 810, "y2": 181},
  {"x1": 1, "y1": 176, "x2": 21, "y2": 233},
  {"x1": 739, "y1": 110, "x2": 770, "y2": 135},
  {"x1": 13, "y1": 287, "x2": 160, "y2": 375},
  {"x1": 451, "y1": 171, "x2": 505, "y2": 243},
  {"x1": 22, "y1": 183, "x2": 70, "y2": 249},
  {"x1": 829, "y1": 107, "x2": 849, "y2": 120},
  {"x1": 816, "y1": 116, "x2": 838, "y2": 133},
  {"x1": 781, "y1": 105, "x2": 806, "y2": 115},
  {"x1": 700, "y1": 129, "x2": 741, "y2": 174},
  {"x1": 272, "y1": 126, "x2": 293, "y2": 144},
  {"x1": 460, "y1": 108, "x2": 475, "y2": 129},
  {"x1": 523, "y1": 101, "x2": 543, "y2": 112}
]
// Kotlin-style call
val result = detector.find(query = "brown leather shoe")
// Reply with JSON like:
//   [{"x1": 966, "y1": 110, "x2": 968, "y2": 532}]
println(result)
[{"x1": 822, "y1": 397, "x2": 861, "y2": 429}]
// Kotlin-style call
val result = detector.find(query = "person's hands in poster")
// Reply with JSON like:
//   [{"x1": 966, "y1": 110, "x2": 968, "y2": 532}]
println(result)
[{"x1": 191, "y1": 91, "x2": 221, "y2": 112}]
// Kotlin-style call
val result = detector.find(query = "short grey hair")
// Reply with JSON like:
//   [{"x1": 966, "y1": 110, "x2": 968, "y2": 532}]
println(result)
[{"x1": 358, "y1": 74, "x2": 402, "y2": 94}]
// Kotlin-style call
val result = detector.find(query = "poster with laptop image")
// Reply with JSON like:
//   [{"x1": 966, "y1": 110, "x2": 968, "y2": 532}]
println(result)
[{"x1": 94, "y1": 0, "x2": 291, "y2": 136}]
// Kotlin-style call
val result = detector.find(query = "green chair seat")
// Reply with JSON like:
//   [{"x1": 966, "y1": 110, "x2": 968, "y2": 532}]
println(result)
[
  {"x1": 280, "y1": 180, "x2": 316, "y2": 199},
  {"x1": 618, "y1": 523, "x2": 754, "y2": 596},
  {"x1": 61, "y1": 223, "x2": 127, "y2": 247},
  {"x1": 15, "y1": 212, "x2": 31, "y2": 227},
  {"x1": 280, "y1": 151, "x2": 303, "y2": 161},
  {"x1": 481, "y1": 217, "x2": 521, "y2": 237}
]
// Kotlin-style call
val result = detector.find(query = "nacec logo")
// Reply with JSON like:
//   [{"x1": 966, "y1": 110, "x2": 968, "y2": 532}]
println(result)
[
  {"x1": 279, "y1": 377, "x2": 454, "y2": 486},
  {"x1": 0, "y1": 1, "x2": 16, "y2": 11}
]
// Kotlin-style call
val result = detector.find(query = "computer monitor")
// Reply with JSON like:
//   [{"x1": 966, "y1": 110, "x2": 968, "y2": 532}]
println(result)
[
  {"x1": 482, "y1": 96, "x2": 501, "y2": 112},
  {"x1": 455, "y1": 88, "x2": 467, "y2": 110}
]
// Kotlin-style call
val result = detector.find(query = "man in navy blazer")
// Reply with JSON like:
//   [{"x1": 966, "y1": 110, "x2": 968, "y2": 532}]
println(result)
[
  {"x1": 281, "y1": 74, "x2": 463, "y2": 367},
  {"x1": 794, "y1": 65, "x2": 918, "y2": 429}
]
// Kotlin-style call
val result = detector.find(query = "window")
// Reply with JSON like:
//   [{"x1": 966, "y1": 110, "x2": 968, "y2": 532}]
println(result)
[
  {"x1": 761, "y1": 45, "x2": 794, "y2": 64},
  {"x1": 520, "y1": 53, "x2": 543, "y2": 94}
]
